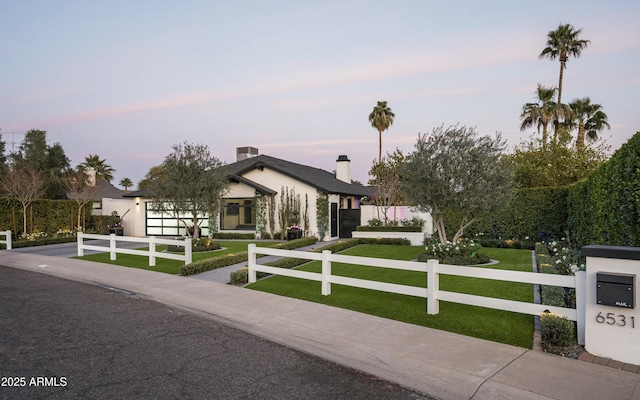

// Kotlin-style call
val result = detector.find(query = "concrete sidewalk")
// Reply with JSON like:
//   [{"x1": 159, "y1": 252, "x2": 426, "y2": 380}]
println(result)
[{"x1": 1, "y1": 251, "x2": 639, "y2": 400}]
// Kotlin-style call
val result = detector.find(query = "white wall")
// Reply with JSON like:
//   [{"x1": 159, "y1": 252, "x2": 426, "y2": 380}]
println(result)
[
  {"x1": 360, "y1": 205, "x2": 433, "y2": 235},
  {"x1": 102, "y1": 198, "x2": 145, "y2": 237}
]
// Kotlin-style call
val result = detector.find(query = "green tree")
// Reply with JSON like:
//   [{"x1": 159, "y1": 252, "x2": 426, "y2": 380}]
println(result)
[
  {"x1": 520, "y1": 84, "x2": 572, "y2": 149},
  {"x1": 119, "y1": 177, "x2": 134, "y2": 191},
  {"x1": 368, "y1": 101, "x2": 395, "y2": 162},
  {"x1": 9, "y1": 129, "x2": 69, "y2": 199},
  {"x1": 146, "y1": 142, "x2": 229, "y2": 240},
  {"x1": 138, "y1": 165, "x2": 164, "y2": 190},
  {"x1": 539, "y1": 23, "x2": 590, "y2": 104},
  {"x1": 568, "y1": 97, "x2": 610, "y2": 153},
  {"x1": 402, "y1": 125, "x2": 514, "y2": 244},
  {"x1": 0, "y1": 130, "x2": 7, "y2": 173},
  {"x1": 63, "y1": 169, "x2": 96, "y2": 230},
  {"x1": 78, "y1": 154, "x2": 115, "y2": 182}
]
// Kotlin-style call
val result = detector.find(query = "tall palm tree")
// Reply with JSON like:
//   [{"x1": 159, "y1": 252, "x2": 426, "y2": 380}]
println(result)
[
  {"x1": 368, "y1": 101, "x2": 395, "y2": 162},
  {"x1": 119, "y1": 177, "x2": 134, "y2": 191},
  {"x1": 569, "y1": 97, "x2": 610, "y2": 152},
  {"x1": 520, "y1": 84, "x2": 571, "y2": 149},
  {"x1": 78, "y1": 154, "x2": 115, "y2": 182},
  {"x1": 539, "y1": 23, "x2": 590, "y2": 104}
]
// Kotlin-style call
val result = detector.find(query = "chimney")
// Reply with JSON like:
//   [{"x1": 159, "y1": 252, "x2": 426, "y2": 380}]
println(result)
[
  {"x1": 237, "y1": 146, "x2": 259, "y2": 161},
  {"x1": 336, "y1": 155, "x2": 351, "y2": 183}
]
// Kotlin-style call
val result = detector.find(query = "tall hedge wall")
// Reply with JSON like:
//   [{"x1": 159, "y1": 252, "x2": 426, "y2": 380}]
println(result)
[
  {"x1": 0, "y1": 198, "x2": 93, "y2": 237},
  {"x1": 443, "y1": 187, "x2": 568, "y2": 241},
  {"x1": 567, "y1": 132, "x2": 640, "y2": 247}
]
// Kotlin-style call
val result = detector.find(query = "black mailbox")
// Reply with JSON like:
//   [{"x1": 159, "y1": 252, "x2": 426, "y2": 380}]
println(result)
[{"x1": 596, "y1": 272, "x2": 635, "y2": 309}]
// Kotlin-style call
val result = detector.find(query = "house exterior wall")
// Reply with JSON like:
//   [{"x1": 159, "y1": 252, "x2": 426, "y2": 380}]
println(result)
[
  {"x1": 360, "y1": 205, "x2": 433, "y2": 235},
  {"x1": 102, "y1": 198, "x2": 145, "y2": 237}
]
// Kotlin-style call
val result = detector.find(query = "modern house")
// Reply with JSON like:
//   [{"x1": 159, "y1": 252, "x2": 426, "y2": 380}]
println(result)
[{"x1": 114, "y1": 147, "x2": 371, "y2": 240}]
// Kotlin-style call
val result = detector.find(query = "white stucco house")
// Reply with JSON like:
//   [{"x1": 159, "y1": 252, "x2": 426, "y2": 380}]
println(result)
[{"x1": 109, "y1": 147, "x2": 372, "y2": 240}]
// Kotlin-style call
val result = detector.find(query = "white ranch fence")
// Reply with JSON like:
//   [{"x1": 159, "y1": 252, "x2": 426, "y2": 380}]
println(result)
[
  {"x1": 247, "y1": 244, "x2": 586, "y2": 344},
  {"x1": 77, "y1": 232, "x2": 192, "y2": 266},
  {"x1": 0, "y1": 230, "x2": 11, "y2": 250}
]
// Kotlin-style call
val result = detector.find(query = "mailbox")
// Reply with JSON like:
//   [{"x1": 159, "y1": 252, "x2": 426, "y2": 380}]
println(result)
[{"x1": 596, "y1": 272, "x2": 635, "y2": 308}]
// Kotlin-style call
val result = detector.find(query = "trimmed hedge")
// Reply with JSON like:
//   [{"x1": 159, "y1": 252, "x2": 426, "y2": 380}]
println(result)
[
  {"x1": 0, "y1": 198, "x2": 92, "y2": 236},
  {"x1": 0, "y1": 236, "x2": 78, "y2": 249},
  {"x1": 211, "y1": 232, "x2": 256, "y2": 240},
  {"x1": 179, "y1": 236, "x2": 317, "y2": 276},
  {"x1": 541, "y1": 314, "x2": 575, "y2": 347},
  {"x1": 355, "y1": 226, "x2": 422, "y2": 232}
]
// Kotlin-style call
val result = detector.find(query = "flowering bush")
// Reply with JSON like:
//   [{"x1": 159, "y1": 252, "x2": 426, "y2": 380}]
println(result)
[
  {"x1": 420, "y1": 238, "x2": 490, "y2": 265},
  {"x1": 545, "y1": 238, "x2": 584, "y2": 275},
  {"x1": 20, "y1": 231, "x2": 48, "y2": 241},
  {"x1": 56, "y1": 228, "x2": 76, "y2": 237}
]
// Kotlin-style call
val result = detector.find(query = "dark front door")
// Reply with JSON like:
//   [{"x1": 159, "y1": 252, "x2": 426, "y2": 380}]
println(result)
[
  {"x1": 330, "y1": 203, "x2": 338, "y2": 238},
  {"x1": 339, "y1": 209, "x2": 361, "y2": 238}
]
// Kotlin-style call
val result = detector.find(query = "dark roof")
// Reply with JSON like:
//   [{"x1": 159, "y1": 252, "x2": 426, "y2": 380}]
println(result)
[
  {"x1": 67, "y1": 178, "x2": 125, "y2": 201},
  {"x1": 224, "y1": 154, "x2": 369, "y2": 196}
]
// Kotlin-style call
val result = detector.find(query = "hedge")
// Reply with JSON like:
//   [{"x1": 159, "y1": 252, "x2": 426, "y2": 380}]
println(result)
[
  {"x1": 0, "y1": 198, "x2": 93, "y2": 237},
  {"x1": 355, "y1": 226, "x2": 422, "y2": 232}
]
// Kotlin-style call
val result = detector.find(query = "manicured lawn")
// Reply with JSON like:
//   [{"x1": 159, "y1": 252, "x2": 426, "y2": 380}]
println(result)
[
  {"x1": 247, "y1": 245, "x2": 535, "y2": 348},
  {"x1": 74, "y1": 240, "x2": 273, "y2": 275}
]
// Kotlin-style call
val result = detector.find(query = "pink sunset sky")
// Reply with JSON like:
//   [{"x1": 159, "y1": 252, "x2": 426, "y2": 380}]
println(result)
[{"x1": 2, "y1": 1, "x2": 639, "y2": 187}]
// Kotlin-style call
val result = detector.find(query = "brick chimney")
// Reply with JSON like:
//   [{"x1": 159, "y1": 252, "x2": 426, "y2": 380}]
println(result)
[{"x1": 336, "y1": 155, "x2": 351, "y2": 183}]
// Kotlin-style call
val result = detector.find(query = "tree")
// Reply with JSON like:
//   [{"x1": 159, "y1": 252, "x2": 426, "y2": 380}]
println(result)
[
  {"x1": 506, "y1": 133, "x2": 609, "y2": 188},
  {"x1": 402, "y1": 125, "x2": 513, "y2": 244},
  {"x1": 146, "y1": 142, "x2": 229, "y2": 240},
  {"x1": 568, "y1": 97, "x2": 610, "y2": 153},
  {"x1": 63, "y1": 169, "x2": 96, "y2": 231},
  {"x1": 119, "y1": 177, "x2": 134, "y2": 191},
  {"x1": 368, "y1": 149, "x2": 405, "y2": 225},
  {"x1": 520, "y1": 84, "x2": 572, "y2": 149},
  {"x1": 368, "y1": 101, "x2": 395, "y2": 162},
  {"x1": 0, "y1": 168, "x2": 46, "y2": 237},
  {"x1": 539, "y1": 23, "x2": 590, "y2": 104},
  {"x1": 9, "y1": 129, "x2": 70, "y2": 199},
  {"x1": 78, "y1": 154, "x2": 115, "y2": 182},
  {"x1": 138, "y1": 165, "x2": 164, "y2": 190},
  {"x1": 0, "y1": 130, "x2": 7, "y2": 173}
]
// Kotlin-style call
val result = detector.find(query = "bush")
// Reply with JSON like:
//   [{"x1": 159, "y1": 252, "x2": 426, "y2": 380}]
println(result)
[
  {"x1": 356, "y1": 225, "x2": 421, "y2": 232},
  {"x1": 2, "y1": 236, "x2": 78, "y2": 249},
  {"x1": 230, "y1": 267, "x2": 248, "y2": 285},
  {"x1": 477, "y1": 238, "x2": 535, "y2": 250},
  {"x1": 211, "y1": 232, "x2": 255, "y2": 240},
  {"x1": 540, "y1": 313, "x2": 575, "y2": 347}
]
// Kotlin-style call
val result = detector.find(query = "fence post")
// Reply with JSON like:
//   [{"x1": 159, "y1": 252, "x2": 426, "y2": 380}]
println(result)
[
  {"x1": 321, "y1": 250, "x2": 332, "y2": 296},
  {"x1": 6, "y1": 230, "x2": 12, "y2": 250},
  {"x1": 427, "y1": 259, "x2": 440, "y2": 314},
  {"x1": 77, "y1": 232, "x2": 84, "y2": 257},
  {"x1": 149, "y1": 236, "x2": 156, "y2": 267},
  {"x1": 575, "y1": 271, "x2": 586, "y2": 345},
  {"x1": 110, "y1": 234, "x2": 117, "y2": 261},
  {"x1": 184, "y1": 237, "x2": 192, "y2": 265},
  {"x1": 248, "y1": 244, "x2": 257, "y2": 283}
]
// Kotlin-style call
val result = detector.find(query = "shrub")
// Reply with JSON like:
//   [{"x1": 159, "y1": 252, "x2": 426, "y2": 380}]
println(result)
[
  {"x1": 540, "y1": 313, "x2": 575, "y2": 348},
  {"x1": 541, "y1": 286, "x2": 566, "y2": 307},
  {"x1": 477, "y1": 238, "x2": 535, "y2": 250},
  {"x1": 356, "y1": 225, "x2": 421, "y2": 232},
  {"x1": 230, "y1": 267, "x2": 248, "y2": 285},
  {"x1": 211, "y1": 232, "x2": 255, "y2": 240}
]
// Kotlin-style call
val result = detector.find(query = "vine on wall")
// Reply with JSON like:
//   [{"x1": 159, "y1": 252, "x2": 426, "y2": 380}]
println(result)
[{"x1": 316, "y1": 190, "x2": 329, "y2": 241}]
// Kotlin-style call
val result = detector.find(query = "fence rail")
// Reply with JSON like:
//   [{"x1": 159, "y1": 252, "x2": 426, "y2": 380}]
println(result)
[
  {"x1": 77, "y1": 232, "x2": 192, "y2": 266},
  {"x1": 247, "y1": 244, "x2": 586, "y2": 344},
  {"x1": 0, "y1": 230, "x2": 11, "y2": 250}
]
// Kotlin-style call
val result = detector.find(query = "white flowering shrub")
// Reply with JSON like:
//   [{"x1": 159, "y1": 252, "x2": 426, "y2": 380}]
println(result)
[{"x1": 420, "y1": 238, "x2": 490, "y2": 265}]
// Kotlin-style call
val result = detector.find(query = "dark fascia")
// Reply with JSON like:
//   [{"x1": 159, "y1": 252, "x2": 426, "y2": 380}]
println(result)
[{"x1": 581, "y1": 245, "x2": 640, "y2": 261}]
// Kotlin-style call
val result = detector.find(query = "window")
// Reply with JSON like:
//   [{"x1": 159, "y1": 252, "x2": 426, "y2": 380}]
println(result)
[{"x1": 221, "y1": 198, "x2": 255, "y2": 230}]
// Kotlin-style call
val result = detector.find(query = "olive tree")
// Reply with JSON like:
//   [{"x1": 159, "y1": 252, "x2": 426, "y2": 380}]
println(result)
[
  {"x1": 146, "y1": 142, "x2": 229, "y2": 240},
  {"x1": 402, "y1": 124, "x2": 514, "y2": 244}
]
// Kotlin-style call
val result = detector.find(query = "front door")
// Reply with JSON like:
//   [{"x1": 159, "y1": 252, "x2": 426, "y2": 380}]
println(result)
[{"x1": 330, "y1": 202, "x2": 338, "y2": 238}]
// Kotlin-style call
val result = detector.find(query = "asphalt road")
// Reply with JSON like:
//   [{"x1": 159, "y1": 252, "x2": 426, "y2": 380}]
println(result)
[
  {"x1": 0, "y1": 266, "x2": 432, "y2": 400},
  {"x1": 8, "y1": 240, "x2": 139, "y2": 258}
]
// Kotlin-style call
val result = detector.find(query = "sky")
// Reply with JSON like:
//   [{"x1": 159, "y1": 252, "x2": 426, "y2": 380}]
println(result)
[{"x1": 2, "y1": 1, "x2": 639, "y2": 188}]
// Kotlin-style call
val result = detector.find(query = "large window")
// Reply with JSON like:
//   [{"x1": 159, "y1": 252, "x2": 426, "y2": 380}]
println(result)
[
  {"x1": 220, "y1": 199, "x2": 255, "y2": 230},
  {"x1": 145, "y1": 202, "x2": 209, "y2": 237}
]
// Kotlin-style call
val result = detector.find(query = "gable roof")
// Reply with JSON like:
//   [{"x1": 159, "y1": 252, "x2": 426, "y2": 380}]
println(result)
[
  {"x1": 225, "y1": 154, "x2": 369, "y2": 196},
  {"x1": 66, "y1": 178, "x2": 125, "y2": 201}
]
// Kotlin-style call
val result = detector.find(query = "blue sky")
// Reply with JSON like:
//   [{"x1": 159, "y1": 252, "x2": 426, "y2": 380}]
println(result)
[{"x1": 2, "y1": 1, "x2": 639, "y2": 187}]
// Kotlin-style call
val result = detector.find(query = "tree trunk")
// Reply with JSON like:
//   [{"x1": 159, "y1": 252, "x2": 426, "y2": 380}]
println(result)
[
  {"x1": 434, "y1": 215, "x2": 448, "y2": 244},
  {"x1": 557, "y1": 56, "x2": 566, "y2": 104},
  {"x1": 22, "y1": 203, "x2": 27, "y2": 238},
  {"x1": 378, "y1": 129, "x2": 383, "y2": 162},
  {"x1": 576, "y1": 122, "x2": 586, "y2": 153}
]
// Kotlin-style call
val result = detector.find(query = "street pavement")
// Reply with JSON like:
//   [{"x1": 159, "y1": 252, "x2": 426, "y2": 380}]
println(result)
[
  {"x1": 1, "y1": 248, "x2": 640, "y2": 399},
  {"x1": 0, "y1": 266, "x2": 430, "y2": 400}
]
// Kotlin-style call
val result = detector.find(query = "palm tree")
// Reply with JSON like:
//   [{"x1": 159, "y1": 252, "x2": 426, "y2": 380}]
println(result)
[
  {"x1": 569, "y1": 97, "x2": 610, "y2": 152},
  {"x1": 519, "y1": 85, "x2": 571, "y2": 149},
  {"x1": 119, "y1": 177, "x2": 134, "y2": 191},
  {"x1": 78, "y1": 154, "x2": 115, "y2": 182},
  {"x1": 368, "y1": 101, "x2": 395, "y2": 162},
  {"x1": 539, "y1": 23, "x2": 590, "y2": 104}
]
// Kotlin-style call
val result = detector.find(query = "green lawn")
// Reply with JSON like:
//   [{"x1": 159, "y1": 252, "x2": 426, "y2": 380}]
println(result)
[
  {"x1": 74, "y1": 240, "x2": 272, "y2": 275},
  {"x1": 247, "y1": 245, "x2": 535, "y2": 348}
]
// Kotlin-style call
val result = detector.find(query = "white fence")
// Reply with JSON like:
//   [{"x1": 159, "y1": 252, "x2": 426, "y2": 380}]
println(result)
[
  {"x1": 247, "y1": 244, "x2": 586, "y2": 344},
  {"x1": 77, "y1": 232, "x2": 192, "y2": 266},
  {"x1": 0, "y1": 230, "x2": 11, "y2": 250}
]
